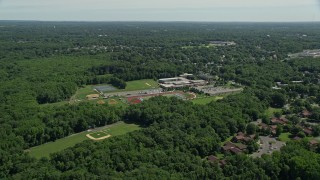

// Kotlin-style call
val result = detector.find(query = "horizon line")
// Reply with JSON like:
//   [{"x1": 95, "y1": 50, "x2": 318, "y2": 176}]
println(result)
[{"x1": 1, "y1": 20, "x2": 320, "y2": 23}]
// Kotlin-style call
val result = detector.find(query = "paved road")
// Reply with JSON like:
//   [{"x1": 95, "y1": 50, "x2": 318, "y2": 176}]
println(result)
[{"x1": 251, "y1": 136, "x2": 285, "y2": 158}]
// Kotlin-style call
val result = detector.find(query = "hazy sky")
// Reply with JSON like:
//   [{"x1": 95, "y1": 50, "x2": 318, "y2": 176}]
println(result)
[{"x1": 0, "y1": 0, "x2": 320, "y2": 21}]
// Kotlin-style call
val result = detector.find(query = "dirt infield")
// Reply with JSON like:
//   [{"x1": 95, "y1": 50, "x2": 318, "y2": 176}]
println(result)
[
  {"x1": 86, "y1": 134, "x2": 111, "y2": 141},
  {"x1": 186, "y1": 92, "x2": 197, "y2": 100},
  {"x1": 97, "y1": 100, "x2": 105, "y2": 105},
  {"x1": 108, "y1": 99, "x2": 118, "y2": 105},
  {"x1": 128, "y1": 98, "x2": 142, "y2": 104}
]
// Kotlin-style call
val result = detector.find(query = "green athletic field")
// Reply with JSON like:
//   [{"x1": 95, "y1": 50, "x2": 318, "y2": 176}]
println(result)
[
  {"x1": 118, "y1": 79, "x2": 159, "y2": 92},
  {"x1": 28, "y1": 122, "x2": 141, "y2": 159},
  {"x1": 279, "y1": 132, "x2": 292, "y2": 142},
  {"x1": 73, "y1": 79, "x2": 159, "y2": 101}
]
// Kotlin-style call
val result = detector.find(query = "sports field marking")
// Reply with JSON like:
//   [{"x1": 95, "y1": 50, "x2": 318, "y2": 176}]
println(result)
[
  {"x1": 28, "y1": 121, "x2": 141, "y2": 159},
  {"x1": 108, "y1": 99, "x2": 118, "y2": 105},
  {"x1": 97, "y1": 100, "x2": 105, "y2": 104},
  {"x1": 86, "y1": 133, "x2": 111, "y2": 141},
  {"x1": 145, "y1": 83, "x2": 151, "y2": 86}
]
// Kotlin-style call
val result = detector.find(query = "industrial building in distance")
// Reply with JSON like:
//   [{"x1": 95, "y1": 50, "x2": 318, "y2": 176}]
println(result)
[{"x1": 158, "y1": 74, "x2": 208, "y2": 89}]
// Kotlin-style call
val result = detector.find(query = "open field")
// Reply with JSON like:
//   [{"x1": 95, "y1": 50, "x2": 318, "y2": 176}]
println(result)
[
  {"x1": 88, "y1": 130, "x2": 110, "y2": 139},
  {"x1": 72, "y1": 79, "x2": 159, "y2": 101},
  {"x1": 28, "y1": 122, "x2": 141, "y2": 159},
  {"x1": 192, "y1": 96, "x2": 224, "y2": 105},
  {"x1": 279, "y1": 132, "x2": 292, "y2": 142},
  {"x1": 27, "y1": 131, "x2": 88, "y2": 159},
  {"x1": 118, "y1": 79, "x2": 159, "y2": 92},
  {"x1": 73, "y1": 85, "x2": 100, "y2": 100},
  {"x1": 265, "y1": 107, "x2": 282, "y2": 118},
  {"x1": 104, "y1": 98, "x2": 128, "y2": 107}
]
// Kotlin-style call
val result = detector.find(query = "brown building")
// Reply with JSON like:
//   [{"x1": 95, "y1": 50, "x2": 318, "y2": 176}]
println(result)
[
  {"x1": 271, "y1": 118, "x2": 288, "y2": 125},
  {"x1": 222, "y1": 142, "x2": 247, "y2": 154},
  {"x1": 301, "y1": 110, "x2": 312, "y2": 118},
  {"x1": 208, "y1": 155, "x2": 219, "y2": 162},
  {"x1": 232, "y1": 132, "x2": 255, "y2": 143}
]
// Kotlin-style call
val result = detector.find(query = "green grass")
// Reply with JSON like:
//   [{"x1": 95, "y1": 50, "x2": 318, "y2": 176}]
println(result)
[
  {"x1": 28, "y1": 122, "x2": 141, "y2": 159},
  {"x1": 184, "y1": 93, "x2": 195, "y2": 99},
  {"x1": 265, "y1": 107, "x2": 282, "y2": 118},
  {"x1": 89, "y1": 131, "x2": 109, "y2": 138},
  {"x1": 121, "y1": 79, "x2": 159, "y2": 92},
  {"x1": 279, "y1": 132, "x2": 292, "y2": 142},
  {"x1": 192, "y1": 96, "x2": 224, "y2": 105},
  {"x1": 106, "y1": 98, "x2": 128, "y2": 107},
  {"x1": 73, "y1": 79, "x2": 159, "y2": 101},
  {"x1": 73, "y1": 85, "x2": 99, "y2": 100},
  {"x1": 216, "y1": 153, "x2": 225, "y2": 159},
  {"x1": 101, "y1": 122, "x2": 141, "y2": 136},
  {"x1": 220, "y1": 135, "x2": 235, "y2": 145},
  {"x1": 27, "y1": 131, "x2": 88, "y2": 159}
]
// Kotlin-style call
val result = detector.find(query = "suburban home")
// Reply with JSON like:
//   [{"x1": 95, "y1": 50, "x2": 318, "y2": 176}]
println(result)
[
  {"x1": 230, "y1": 148, "x2": 242, "y2": 154},
  {"x1": 208, "y1": 155, "x2": 219, "y2": 162},
  {"x1": 293, "y1": 136, "x2": 302, "y2": 141},
  {"x1": 301, "y1": 110, "x2": 312, "y2": 118},
  {"x1": 309, "y1": 140, "x2": 319, "y2": 147},
  {"x1": 303, "y1": 127, "x2": 313, "y2": 136},
  {"x1": 270, "y1": 125, "x2": 278, "y2": 135},
  {"x1": 258, "y1": 123, "x2": 269, "y2": 130},
  {"x1": 271, "y1": 117, "x2": 288, "y2": 125},
  {"x1": 232, "y1": 132, "x2": 255, "y2": 143},
  {"x1": 207, "y1": 155, "x2": 227, "y2": 166},
  {"x1": 222, "y1": 142, "x2": 247, "y2": 154}
]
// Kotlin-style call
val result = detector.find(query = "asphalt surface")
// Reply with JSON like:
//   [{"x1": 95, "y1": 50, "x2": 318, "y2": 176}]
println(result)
[
  {"x1": 195, "y1": 86, "x2": 243, "y2": 96},
  {"x1": 251, "y1": 136, "x2": 285, "y2": 158},
  {"x1": 104, "y1": 88, "x2": 163, "y2": 97}
]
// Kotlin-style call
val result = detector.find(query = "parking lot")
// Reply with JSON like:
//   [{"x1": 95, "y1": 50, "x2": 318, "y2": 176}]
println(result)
[
  {"x1": 251, "y1": 136, "x2": 285, "y2": 158},
  {"x1": 195, "y1": 86, "x2": 243, "y2": 96},
  {"x1": 104, "y1": 88, "x2": 163, "y2": 98}
]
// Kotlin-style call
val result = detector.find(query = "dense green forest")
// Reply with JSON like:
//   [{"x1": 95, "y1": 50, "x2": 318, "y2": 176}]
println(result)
[{"x1": 1, "y1": 21, "x2": 320, "y2": 179}]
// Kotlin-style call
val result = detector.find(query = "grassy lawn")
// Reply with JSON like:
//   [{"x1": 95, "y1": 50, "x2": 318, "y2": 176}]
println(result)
[
  {"x1": 279, "y1": 132, "x2": 292, "y2": 142},
  {"x1": 106, "y1": 98, "x2": 128, "y2": 107},
  {"x1": 27, "y1": 131, "x2": 88, "y2": 159},
  {"x1": 74, "y1": 85, "x2": 99, "y2": 100},
  {"x1": 99, "y1": 122, "x2": 141, "y2": 137},
  {"x1": 314, "y1": 136, "x2": 320, "y2": 142},
  {"x1": 265, "y1": 107, "x2": 282, "y2": 118},
  {"x1": 72, "y1": 79, "x2": 159, "y2": 101},
  {"x1": 28, "y1": 122, "x2": 141, "y2": 159},
  {"x1": 192, "y1": 96, "x2": 224, "y2": 105},
  {"x1": 120, "y1": 79, "x2": 159, "y2": 92},
  {"x1": 89, "y1": 131, "x2": 109, "y2": 139}
]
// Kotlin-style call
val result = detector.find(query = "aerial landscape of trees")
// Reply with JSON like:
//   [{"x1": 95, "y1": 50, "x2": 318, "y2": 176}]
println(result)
[{"x1": 1, "y1": 21, "x2": 320, "y2": 179}]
